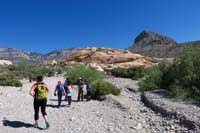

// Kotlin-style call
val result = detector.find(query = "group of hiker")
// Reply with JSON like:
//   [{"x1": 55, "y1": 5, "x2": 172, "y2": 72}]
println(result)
[
  {"x1": 29, "y1": 75, "x2": 92, "y2": 129},
  {"x1": 54, "y1": 77, "x2": 92, "y2": 107}
]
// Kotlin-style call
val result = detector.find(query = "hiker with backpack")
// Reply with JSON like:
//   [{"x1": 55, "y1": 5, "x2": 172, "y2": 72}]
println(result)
[
  {"x1": 54, "y1": 81, "x2": 65, "y2": 108},
  {"x1": 85, "y1": 79, "x2": 92, "y2": 101},
  {"x1": 77, "y1": 77, "x2": 84, "y2": 101},
  {"x1": 66, "y1": 81, "x2": 73, "y2": 105},
  {"x1": 29, "y1": 75, "x2": 50, "y2": 129},
  {"x1": 64, "y1": 77, "x2": 69, "y2": 101}
]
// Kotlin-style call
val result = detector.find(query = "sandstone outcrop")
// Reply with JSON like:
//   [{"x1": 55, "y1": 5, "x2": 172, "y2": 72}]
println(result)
[{"x1": 66, "y1": 47, "x2": 158, "y2": 70}]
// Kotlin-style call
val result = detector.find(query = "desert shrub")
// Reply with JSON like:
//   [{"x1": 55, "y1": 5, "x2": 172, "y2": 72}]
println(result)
[
  {"x1": 111, "y1": 66, "x2": 145, "y2": 80},
  {"x1": 111, "y1": 67, "x2": 128, "y2": 77},
  {"x1": 48, "y1": 70, "x2": 55, "y2": 77},
  {"x1": 91, "y1": 80, "x2": 120, "y2": 99},
  {"x1": 0, "y1": 72, "x2": 22, "y2": 87},
  {"x1": 6, "y1": 61, "x2": 51, "y2": 80},
  {"x1": 165, "y1": 47, "x2": 200, "y2": 100},
  {"x1": 65, "y1": 64, "x2": 105, "y2": 84},
  {"x1": 40, "y1": 66, "x2": 50, "y2": 76},
  {"x1": 139, "y1": 66, "x2": 162, "y2": 91},
  {"x1": 0, "y1": 61, "x2": 53, "y2": 83},
  {"x1": 139, "y1": 46, "x2": 200, "y2": 101}
]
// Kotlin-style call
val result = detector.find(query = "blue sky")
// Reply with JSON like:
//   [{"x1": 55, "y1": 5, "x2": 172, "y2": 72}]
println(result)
[{"x1": 0, "y1": 0, "x2": 200, "y2": 54}]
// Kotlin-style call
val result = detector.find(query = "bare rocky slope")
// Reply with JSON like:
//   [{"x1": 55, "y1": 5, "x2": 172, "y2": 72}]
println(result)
[
  {"x1": 0, "y1": 47, "x2": 43, "y2": 63},
  {"x1": 128, "y1": 30, "x2": 200, "y2": 58}
]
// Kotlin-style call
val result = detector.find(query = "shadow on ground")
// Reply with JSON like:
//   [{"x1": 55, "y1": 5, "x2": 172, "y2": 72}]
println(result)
[
  {"x1": 151, "y1": 89, "x2": 171, "y2": 98},
  {"x1": 3, "y1": 119, "x2": 48, "y2": 130},
  {"x1": 46, "y1": 104, "x2": 67, "y2": 108},
  {"x1": 3, "y1": 120, "x2": 32, "y2": 128},
  {"x1": 49, "y1": 98, "x2": 80, "y2": 102},
  {"x1": 49, "y1": 99, "x2": 66, "y2": 101}
]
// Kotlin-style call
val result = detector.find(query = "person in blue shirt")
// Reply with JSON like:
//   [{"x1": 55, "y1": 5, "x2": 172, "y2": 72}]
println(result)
[
  {"x1": 85, "y1": 79, "x2": 92, "y2": 101},
  {"x1": 64, "y1": 77, "x2": 69, "y2": 101},
  {"x1": 54, "y1": 81, "x2": 65, "y2": 108}
]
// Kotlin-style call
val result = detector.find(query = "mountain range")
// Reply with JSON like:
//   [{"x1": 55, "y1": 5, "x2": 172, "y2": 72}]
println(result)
[
  {"x1": 0, "y1": 30, "x2": 200, "y2": 64},
  {"x1": 0, "y1": 47, "x2": 78, "y2": 63}
]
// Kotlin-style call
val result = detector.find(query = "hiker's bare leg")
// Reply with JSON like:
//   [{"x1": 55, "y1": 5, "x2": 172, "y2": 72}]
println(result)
[
  {"x1": 35, "y1": 119, "x2": 39, "y2": 124},
  {"x1": 43, "y1": 115, "x2": 48, "y2": 121}
]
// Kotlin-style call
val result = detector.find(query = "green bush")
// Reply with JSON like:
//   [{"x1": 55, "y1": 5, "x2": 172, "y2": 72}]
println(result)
[
  {"x1": 111, "y1": 66, "x2": 145, "y2": 80},
  {"x1": 139, "y1": 66, "x2": 162, "y2": 91},
  {"x1": 166, "y1": 47, "x2": 200, "y2": 100},
  {"x1": 91, "y1": 80, "x2": 120, "y2": 99},
  {"x1": 5, "y1": 61, "x2": 51, "y2": 80},
  {"x1": 0, "y1": 61, "x2": 54, "y2": 84},
  {"x1": 65, "y1": 64, "x2": 105, "y2": 84},
  {"x1": 139, "y1": 46, "x2": 200, "y2": 101},
  {"x1": 0, "y1": 73, "x2": 22, "y2": 87},
  {"x1": 48, "y1": 70, "x2": 55, "y2": 77}
]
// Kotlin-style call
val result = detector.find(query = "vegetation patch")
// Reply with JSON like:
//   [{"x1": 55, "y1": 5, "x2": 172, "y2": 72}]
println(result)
[
  {"x1": 65, "y1": 64, "x2": 105, "y2": 84},
  {"x1": 139, "y1": 46, "x2": 200, "y2": 101},
  {"x1": 91, "y1": 80, "x2": 121, "y2": 100},
  {"x1": 0, "y1": 72, "x2": 22, "y2": 87},
  {"x1": 111, "y1": 66, "x2": 145, "y2": 80},
  {"x1": 139, "y1": 66, "x2": 162, "y2": 92}
]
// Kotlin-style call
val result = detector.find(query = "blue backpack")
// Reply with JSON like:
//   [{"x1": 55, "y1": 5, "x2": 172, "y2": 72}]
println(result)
[
  {"x1": 86, "y1": 83, "x2": 91, "y2": 91},
  {"x1": 57, "y1": 84, "x2": 63, "y2": 92}
]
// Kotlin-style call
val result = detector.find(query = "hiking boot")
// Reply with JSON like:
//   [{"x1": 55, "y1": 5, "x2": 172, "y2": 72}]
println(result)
[
  {"x1": 33, "y1": 124, "x2": 39, "y2": 128},
  {"x1": 45, "y1": 121, "x2": 50, "y2": 128}
]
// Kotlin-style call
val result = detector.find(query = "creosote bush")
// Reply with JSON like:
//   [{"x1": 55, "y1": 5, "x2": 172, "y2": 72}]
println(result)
[
  {"x1": 91, "y1": 80, "x2": 120, "y2": 100},
  {"x1": 111, "y1": 66, "x2": 145, "y2": 80},
  {"x1": 139, "y1": 66, "x2": 162, "y2": 92},
  {"x1": 139, "y1": 46, "x2": 200, "y2": 101},
  {"x1": 65, "y1": 64, "x2": 105, "y2": 84},
  {"x1": 0, "y1": 72, "x2": 22, "y2": 87}
]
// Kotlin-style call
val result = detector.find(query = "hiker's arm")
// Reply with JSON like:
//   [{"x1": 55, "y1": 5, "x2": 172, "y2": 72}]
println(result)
[
  {"x1": 29, "y1": 84, "x2": 36, "y2": 97},
  {"x1": 45, "y1": 84, "x2": 51, "y2": 94},
  {"x1": 54, "y1": 86, "x2": 57, "y2": 94},
  {"x1": 62, "y1": 89, "x2": 65, "y2": 95}
]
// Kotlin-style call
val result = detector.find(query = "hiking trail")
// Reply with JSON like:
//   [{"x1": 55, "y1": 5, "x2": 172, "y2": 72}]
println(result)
[{"x1": 0, "y1": 77, "x2": 191, "y2": 133}]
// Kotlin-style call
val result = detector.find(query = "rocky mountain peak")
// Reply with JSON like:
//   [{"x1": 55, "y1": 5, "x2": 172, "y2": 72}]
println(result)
[
  {"x1": 128, "y1": 30, "x2": 178, "y2": 58},
  {"x1": 134, "y1": 30, "x2": 177, "y2": 46}
]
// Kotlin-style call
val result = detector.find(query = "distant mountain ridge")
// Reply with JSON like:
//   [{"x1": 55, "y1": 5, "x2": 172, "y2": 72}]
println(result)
[
  {"x1": 0, "y1": 47, "x2": 78, "y2": 63},
  {"x1": 128, "y1": 30, "x2": 200, "y2": 58},
  {"x1": 1, "y1": 30, "x2": 200, "y2": 63}
]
